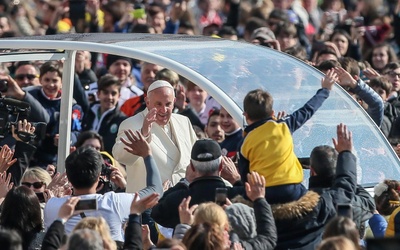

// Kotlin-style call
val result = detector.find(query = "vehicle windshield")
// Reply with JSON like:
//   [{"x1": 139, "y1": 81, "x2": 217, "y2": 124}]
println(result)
[{"x1": 0, "y1": 34, "x2": 398, "y2": 186}]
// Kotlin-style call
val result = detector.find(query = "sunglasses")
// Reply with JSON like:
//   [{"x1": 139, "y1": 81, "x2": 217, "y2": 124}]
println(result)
[
  {"x1": 15, "y1": 74, "x2": 38, "y2": 81},
  {"x1": 21, "y1": 181, "x2": 45, "y2": 189}
]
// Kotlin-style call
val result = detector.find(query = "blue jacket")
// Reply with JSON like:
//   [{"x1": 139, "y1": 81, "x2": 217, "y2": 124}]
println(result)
[{"x1": 352, "y1": 79, "x2": 384, "y2": 127}]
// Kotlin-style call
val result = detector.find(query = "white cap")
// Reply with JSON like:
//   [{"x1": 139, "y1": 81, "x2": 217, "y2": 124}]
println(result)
[{"x1": 147, "y1": 80, "x2": 174, "y2": 93}]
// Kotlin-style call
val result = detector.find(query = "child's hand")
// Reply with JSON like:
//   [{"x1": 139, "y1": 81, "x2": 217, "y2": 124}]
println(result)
[{"x1": 321, "y1": 69, "x2": 338, "y2": 90}]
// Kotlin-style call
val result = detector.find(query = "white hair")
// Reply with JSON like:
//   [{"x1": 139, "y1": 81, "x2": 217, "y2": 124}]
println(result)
[{"x1": 191, "y1": 156, "x2": 222, "y2": 174}]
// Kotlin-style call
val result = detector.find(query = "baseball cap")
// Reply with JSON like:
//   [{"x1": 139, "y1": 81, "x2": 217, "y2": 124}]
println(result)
[{"x1": 191, "y1": 139, "x2": 222, "y2": 162}]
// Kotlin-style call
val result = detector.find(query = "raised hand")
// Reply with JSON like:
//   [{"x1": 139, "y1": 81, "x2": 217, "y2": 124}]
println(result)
[
  {"x1": 47, "y1": 172, "x2": 68, "y2": 191},
  {"x1": 58, "y1": 197, "x2": 81, "y2": 221},
  {"x1": 332, "y1": 123, "x2": 353, "y2": 153},
  {"x1": 178, "y1": 196, "x2": 198, "y2": 225},
  {"x1": 11, "y1": 119, "x2": 35, "y2": 143},
  {"x1": 334, "y1": 67, "x2": 357, "y2": 88},
  {"x1": 321, "y1": 69, "x2": 339, "y2": 90},
  {"x1": 109, "y1": 166, "x2": 127, "y2": 189},
  {"x1": 245, "y1": 171, "x2": 266, "y2": 202},
  {"x1": 0, "y1": 172, "x2": 13, "y2": 199},
  {"x1": 121, "y1": 129, "x2": 151, "y2": 157},
  {"x1": 0, "y1": 145, "x2": 16, "y2": 173},
  {"x1": 141, "y1": 108, "x2": 157, "y2": 138},
  {"x1": 130, "y1": 192, "x2": 159, "y2": 215},
  {"x1": 220, "y1": 156, "x2": 240, "y2": 185},
  {"x1": 363, "y1": 68, "x2": 380, "y2": 80}
]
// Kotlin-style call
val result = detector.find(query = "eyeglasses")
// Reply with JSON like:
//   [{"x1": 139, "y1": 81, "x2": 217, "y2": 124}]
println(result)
[
  {"x1": 388, "y1": 72, "x2": 400, "y2": 78},
  {"x1": 15, "y1": 74, "x2": 38, "y2": 81},
  {"x1": 21, "y1": 181, "x2": 45, "y2": 189}
]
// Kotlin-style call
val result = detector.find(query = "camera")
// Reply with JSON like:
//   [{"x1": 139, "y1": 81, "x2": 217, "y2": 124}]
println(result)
[
  {"x1": 101, "y1": 162, "x2": 113, "y2": 178},
  {"x1": 0, "y1": 97, "x2": 46, "y2": 140},
  {"x1": 0, "y1": 79, "x2": 8, "y2": 92}
]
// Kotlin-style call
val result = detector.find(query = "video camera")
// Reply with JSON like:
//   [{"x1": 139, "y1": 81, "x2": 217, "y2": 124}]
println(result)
[{"x1": 0, "y1": 96, "x2": 46, "y2": 142}]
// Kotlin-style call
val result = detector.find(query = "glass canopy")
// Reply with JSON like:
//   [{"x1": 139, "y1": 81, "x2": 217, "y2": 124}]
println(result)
[{"x1": 0, "y1": 33, "x2": 397, "y2": 186}]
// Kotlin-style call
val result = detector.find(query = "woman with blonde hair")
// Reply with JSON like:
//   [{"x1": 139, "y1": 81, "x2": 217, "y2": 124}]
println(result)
[
  {"x1": 193, "y1": 202, "x2": 230, "y2": 231},
  {"x1": 73, "y1": 217, "x2": 117, "y2": 250},
  {"x1": 21, "y1": 167, "x2": 52, "y2": 204}
]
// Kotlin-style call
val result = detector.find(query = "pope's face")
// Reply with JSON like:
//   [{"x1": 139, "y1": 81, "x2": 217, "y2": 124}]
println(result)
[{"x1": 145, "y1": 87, "x2": 175, "y2": 126}]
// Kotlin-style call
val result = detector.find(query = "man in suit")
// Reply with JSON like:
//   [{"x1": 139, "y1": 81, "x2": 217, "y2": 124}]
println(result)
[{"x1": 113, "y1": 80, "x2": 198, "y2": 192}]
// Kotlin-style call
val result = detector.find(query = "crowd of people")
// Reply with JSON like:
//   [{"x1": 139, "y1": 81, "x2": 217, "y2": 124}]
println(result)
[{"x1": 0, "y1": 0, "x2": 399, "y2": 249}]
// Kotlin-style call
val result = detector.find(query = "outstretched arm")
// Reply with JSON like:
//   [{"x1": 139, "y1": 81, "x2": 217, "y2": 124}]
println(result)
[
  {"x1": 283, "y1": 69, "x2": 337, "y2": 132},
  {"x1": 332, "y1": 123, "x2": 357, "y2": 204},
  {"x1": 121, "y1": 129, "x2": 163, "y2": 198}
]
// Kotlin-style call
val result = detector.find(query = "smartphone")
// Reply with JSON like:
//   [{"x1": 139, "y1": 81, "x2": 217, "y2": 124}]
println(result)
[
  {"x1": 367, "y1": 237, "x2": 400, "y2": 250},
  {"x1": 336, "y1": 203, "x2": 353, "y2": 219},
  {"x1": 354, "y1": 16, "x2": 364, "y2": 28},
  {"x1": 36, "y1": 192, "x2": 45, "y2": 203},
  {"x1": 215, "y1": 188, "x2": 228, "y2": 206},
  {"x1": 131, "y1": 3, "x2": 145, "y2": 19},
  {"x1": 75, "y1": 198, "x2": 98, "y2": 211}
]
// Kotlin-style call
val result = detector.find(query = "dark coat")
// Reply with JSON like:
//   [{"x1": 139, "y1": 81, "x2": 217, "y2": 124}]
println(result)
[
  {"x1": 309, "y1": 176, "x2": 375, "y2": 238},
  {"x1": 151, "y1": 176, "x2": 246, "y2": 228},
  {"x1": 81, "y1": 104, "x2": 127, "y2": 155},
  {"x1": 272, "y1": 151, "x2": 357, "y2": 250}
]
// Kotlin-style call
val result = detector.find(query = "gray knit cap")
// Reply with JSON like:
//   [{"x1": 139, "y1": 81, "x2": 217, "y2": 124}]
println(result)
[{"x1": 225, "y1": 203, "x2": 257, "y2": 240}]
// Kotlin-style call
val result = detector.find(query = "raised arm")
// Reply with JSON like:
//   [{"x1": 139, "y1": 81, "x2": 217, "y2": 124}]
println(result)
[
  {"x1": 331, "y1": 123, "x2": 357, "y2": 203},
  {"x1": 283, "y1": 69, "x2": 337, "y2": 132},
  {"x1": 120, "y1": 129, "x2": 163, "y2": 198},
  {"x1": 334, "y1": 67, "x2": 383, "y2": 126},
  {"x1": 240, "y1": 172, "x2": 277, "y2": 250}
]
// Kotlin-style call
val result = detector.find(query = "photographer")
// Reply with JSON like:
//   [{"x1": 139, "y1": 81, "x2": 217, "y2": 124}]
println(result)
[
  {"x1": 74, "y1": 130, "x2": 127, "y2": 194},
  {"x1": 0, "y1": 75, "x2": 50, "y2": 124}
]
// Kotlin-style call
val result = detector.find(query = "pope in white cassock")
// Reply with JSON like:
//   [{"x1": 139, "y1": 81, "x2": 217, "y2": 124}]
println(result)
[{"x1": 113, "y1": 80, "x2": 198, "y2": 192}]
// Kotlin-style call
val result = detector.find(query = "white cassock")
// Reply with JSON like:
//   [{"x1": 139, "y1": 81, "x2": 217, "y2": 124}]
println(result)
[{"x1": 112, "y1": 109, "x2": 198, "y2": 192}]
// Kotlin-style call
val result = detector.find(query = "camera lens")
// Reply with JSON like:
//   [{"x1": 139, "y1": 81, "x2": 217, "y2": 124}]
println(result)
[{"x1": 0, "y1": 79, "x2": 8, "y2": 92}]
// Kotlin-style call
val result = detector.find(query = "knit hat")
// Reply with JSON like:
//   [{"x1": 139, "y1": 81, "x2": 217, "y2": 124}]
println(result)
[
  {"x1": 191, "y1": 139, "x2": 222, "y2": 162},
  {"x1": 106, "y1": 54, "x2": 133, "y2": 69},
  {"x1": 225, "y1": 203, "x2": 257, "y2": 240}
]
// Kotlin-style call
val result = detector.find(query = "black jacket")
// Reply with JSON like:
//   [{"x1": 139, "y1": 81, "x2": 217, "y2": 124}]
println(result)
[
  {"x1": 7, "y1": 141, "x2": 36, "y2": 185},
  {"x1": 151, "y1": 176, "x2": 246, "y2": 228},
  {"x1": 309, "y1": 176, "x2": 375, "y2": 238},
  {"x1": 81, "y1": 104, "x2": 127, "y2": 155},
  {"x1": 272, "y1": 151, "x2": 357, "y2": 250}
]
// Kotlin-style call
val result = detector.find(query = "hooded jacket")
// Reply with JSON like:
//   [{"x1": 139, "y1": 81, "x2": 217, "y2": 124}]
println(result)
[{"x1": 272, "y1": 151, "x2": 357, "y2": 250}]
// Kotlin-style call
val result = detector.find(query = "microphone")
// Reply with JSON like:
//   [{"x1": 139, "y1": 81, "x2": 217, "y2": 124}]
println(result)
[{"x1": 1, "y1": 98, "x2": 30, "y2": 109}]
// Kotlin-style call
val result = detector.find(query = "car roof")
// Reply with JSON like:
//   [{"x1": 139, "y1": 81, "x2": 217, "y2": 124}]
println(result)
[{"x1": 0, "y1": 33, "x2": 398, "y2": 187}]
